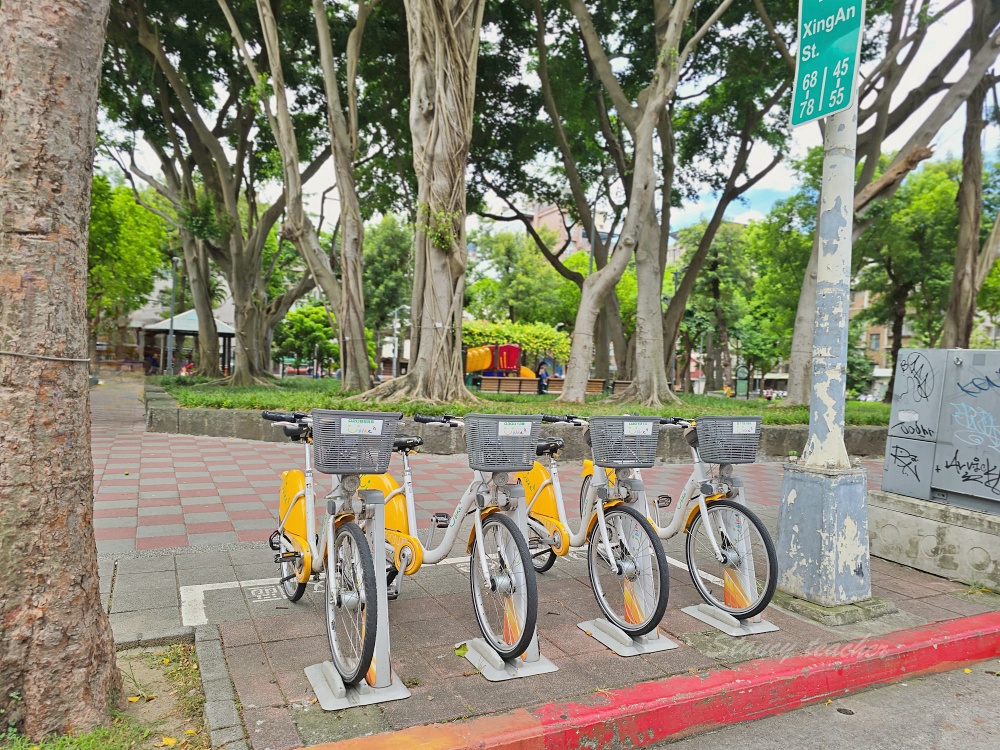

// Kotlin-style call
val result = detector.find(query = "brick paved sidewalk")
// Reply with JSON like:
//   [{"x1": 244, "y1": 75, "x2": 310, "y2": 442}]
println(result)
[{"x1": 91, "y1": 380, "x2": 1000, "y2": 750}]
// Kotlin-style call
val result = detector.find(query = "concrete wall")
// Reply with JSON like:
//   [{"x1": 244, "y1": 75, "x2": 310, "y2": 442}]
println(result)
[
  {"x1": 144, "y1": 387, "x2": 887, "y2": 462},
  {"x1": 869, "y1": 489, "x2": 1000, "y2": 590}
]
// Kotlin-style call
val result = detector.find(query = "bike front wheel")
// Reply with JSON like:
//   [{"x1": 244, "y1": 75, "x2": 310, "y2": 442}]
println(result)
[
  {"x1": 469, "y1": 513, "x2": 538, "y2": 660},
  {"x1": 587, "y1": 503, "x2": 669, "y2": 636},
  {"x1": 325, "y1": 520, "x2": 377, "y2": 685},
  {"x1": 685, "y1": 498, "x2": 777, "y2": 620}
]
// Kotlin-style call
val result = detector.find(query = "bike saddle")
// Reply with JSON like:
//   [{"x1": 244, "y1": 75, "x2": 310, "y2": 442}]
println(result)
[
  {"x1": 393, "y1": 434, "x2": 424, "y2": 452},
  {"x1": 535, "y1": 436, "x2": 565, "y2": 456}
]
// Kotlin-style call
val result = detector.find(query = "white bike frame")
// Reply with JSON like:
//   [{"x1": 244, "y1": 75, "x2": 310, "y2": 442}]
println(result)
[
  {"x1": 274, "y1": 417, "x2": 357, "y2": 577},
  {"x1": 382, "y1": 436, "x2": 520, "y2": 588}
]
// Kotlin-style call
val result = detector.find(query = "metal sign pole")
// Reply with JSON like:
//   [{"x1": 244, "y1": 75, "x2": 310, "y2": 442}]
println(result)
[{"x1": 777, "y1": 0, "x2": 871, "y2": 609}]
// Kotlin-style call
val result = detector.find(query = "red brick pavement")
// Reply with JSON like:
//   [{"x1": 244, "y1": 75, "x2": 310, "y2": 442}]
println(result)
[{"x1": 90, "y1": 379, "x2": 885, "y2": 554}]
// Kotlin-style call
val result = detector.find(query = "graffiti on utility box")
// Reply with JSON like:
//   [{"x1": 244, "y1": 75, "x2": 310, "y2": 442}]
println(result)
[{"x1": 884, "y1": 349, "x2": 1000, "y2": 515}]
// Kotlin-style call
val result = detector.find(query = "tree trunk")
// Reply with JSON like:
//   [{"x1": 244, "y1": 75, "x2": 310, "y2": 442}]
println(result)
[
  {"x1": 941, "y1": 0, "x2": 989, "y2": 349},
  {"x1": 884, "y1": 295, "x2": 908, "y2": 403},
  {"x1": 0, "y1": 0, "x2": 120, "y2": 738},
  {"x1": 593, "y1": 308, "x2": 610, "y2": 380},
  {"x1": 367, "y1": 0, "x2": 485, "y2": 402},
  {"x1": 180, "y1": 232, "x2": 220, "y2": 377},
  {"x1": 785, "y1": 238, "x2": 819, "y2": 405},
  {"x1": 228, "y1": 266, "x2": 271, "y2": 385},
  {"x1": 612, "y1": 210, "x2": 677, "y2": 404}
]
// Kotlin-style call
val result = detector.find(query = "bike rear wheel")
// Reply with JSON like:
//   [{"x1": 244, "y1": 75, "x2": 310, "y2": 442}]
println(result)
[
  {"x1": 685, "y1": 498, "x2": 777, "y2": 620},
  {"x1": 587, "y1": 504, "x2": 669, "y2": 636},
  {"x1": 526, "y1": 519, "x2": 557, "y2": 573},
  {"x1": 279, "y1": 534, "x2": 307, "y2": 602},
  {"x1": 326, "y1": 520, "x2": 377, "y2": 685},
  {"x1": 469, "y1": 513, "x2": 538, "y2": 660}
]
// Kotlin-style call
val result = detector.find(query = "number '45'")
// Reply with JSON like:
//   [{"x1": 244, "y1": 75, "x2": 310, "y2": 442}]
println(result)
[{"x1": 833, "y1": 57, "x2": 851, "y2": 77}]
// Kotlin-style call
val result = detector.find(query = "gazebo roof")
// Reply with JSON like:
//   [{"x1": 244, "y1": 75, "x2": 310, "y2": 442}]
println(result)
[{"x1": 144, "y1": 309, "x2": 236, "y2": 337}]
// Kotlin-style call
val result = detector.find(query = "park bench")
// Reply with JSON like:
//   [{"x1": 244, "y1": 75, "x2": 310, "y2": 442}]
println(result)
[
  {"x1": 479, "y1": 376, "x2": 542, "y2": 394},
  {"x1": 477, "y1": 375, "x2": 607, "y2": 396},
  {"x1": 609, "y1": 380, "x2": 632, "y2": 394},
  {"x1": 545, "y1": 377, "x2": 606, "y2": 396}
]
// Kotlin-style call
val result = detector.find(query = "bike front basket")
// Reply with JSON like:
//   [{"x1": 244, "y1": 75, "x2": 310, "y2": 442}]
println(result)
[
  {"x1": 694, "y1": 416, "x2": 762, "y2": 464},
  {"x1": 588, "y1": 416, "x2": 661, "y2": 468},
  {"x1": 464, "y1": 414, "x2": 542, "y2": 473},
  {"x1": 311, "y1": 409, "x2": 402, "y2": 475}
]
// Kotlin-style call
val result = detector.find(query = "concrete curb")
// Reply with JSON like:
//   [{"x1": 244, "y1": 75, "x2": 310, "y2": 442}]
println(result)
[
  {"x1": 195, "y1": 624, "x2": 249, "y2": 750},
  {"x1": 299, "y1": 612, "x2": 1000, "y2": 750},
  {"x1": 114, "y1": 626, "x2": 195, "y2": 651}
]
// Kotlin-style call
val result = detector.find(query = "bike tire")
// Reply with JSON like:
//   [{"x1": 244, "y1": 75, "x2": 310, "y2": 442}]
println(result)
[
  {"x1": 685, "y1": 498, "x2": 777, "y2": 620},
  {"x1": 469, "y1": 513, "x2": 538, "y2": 660},
  {"x1": 326, "y1": 520, "x2": 377, "y2": 685},
  {"x1": 279, "y1": 533, "x2": 308, "y2": 602},
  {"x1": 587, "y1": 504, "x2": 669, "y2": 636}
]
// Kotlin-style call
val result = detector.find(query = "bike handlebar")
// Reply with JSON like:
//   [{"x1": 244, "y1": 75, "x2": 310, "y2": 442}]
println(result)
[
  {"x1": 413, "y1": 414, "x2": 458, "y2": 425},
  {"x1": 262, "y1": 410, "x2": 307, "y2": 423}
]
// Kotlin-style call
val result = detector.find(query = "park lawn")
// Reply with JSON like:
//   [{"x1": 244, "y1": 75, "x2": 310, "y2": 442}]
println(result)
[{"x1": 159, "y1": 377, "x2": 891, "y2": 425}]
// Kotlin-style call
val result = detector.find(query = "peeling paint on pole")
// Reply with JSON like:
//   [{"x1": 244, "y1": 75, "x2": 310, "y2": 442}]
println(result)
[
  {"x1": 803, "y1": 104, "x2": 856, "y2": 470},
  {"x1": 777, "y1": 97, "x2": 871, "y2": 607}
]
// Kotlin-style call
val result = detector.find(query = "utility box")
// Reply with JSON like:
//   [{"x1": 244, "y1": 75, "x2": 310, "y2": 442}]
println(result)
[{"x1": 882, "y1": 349, "x2": 1000, "y2": 514}]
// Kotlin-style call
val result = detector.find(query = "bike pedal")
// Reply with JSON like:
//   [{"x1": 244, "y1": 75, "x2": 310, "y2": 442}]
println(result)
[
  {"x1": 431, "y1": 512, "x2": 450, "y2": 529},
  {"x1": 274, "y1": 551, "x2": 300, "y2": 564},
  {"x1": 657, "y1": 494, "x2": 673, "y2": 509},
  {"x1": 267, "y1": 530, "x2": 282, "y2": 551}
]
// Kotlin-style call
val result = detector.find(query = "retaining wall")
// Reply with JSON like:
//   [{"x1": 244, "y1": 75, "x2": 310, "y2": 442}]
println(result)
[{"x1": 144, "y1": 386, "x2": 887, "y2": 462}]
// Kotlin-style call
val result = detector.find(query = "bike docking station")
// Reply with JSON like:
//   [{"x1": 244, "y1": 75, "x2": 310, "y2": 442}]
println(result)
[
  {"x1": 681, "y1": 604, "x2": 779, "y2": 638},
  {"x1": 456, "y1": 484, "x2": 559, "y2": 682},
  {"x1": 456, "y1": 415, "x2": 558, "y2": 682},
  {"x1": 578, "y1": 487, "x2": 678, "y2": 657},
  {"x1": 576, "y1": 619, "x2": 679, "y2": 657},
  {"x1": 305, "y1": 487, "x2": 411, "y2": 710}
]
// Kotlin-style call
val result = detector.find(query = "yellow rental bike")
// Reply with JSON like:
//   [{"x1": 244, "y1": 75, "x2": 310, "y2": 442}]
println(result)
[
  {"x1": 577, "y1": 415, "x2": 778, "y2": 620},
  {"x1": 520, "y1": 415, "x2": 670, "y2": 637}
]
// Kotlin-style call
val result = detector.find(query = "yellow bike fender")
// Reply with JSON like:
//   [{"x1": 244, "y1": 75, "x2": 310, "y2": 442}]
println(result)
[
  {"x1": 683, "y1": 493, "x2": 727, "y2": 532},
  {"x1": 585, "y1": 499, "x2": 624, "y2": 540},
  {"x1": 386, "y1": 529, "x2": 423, "y2": 575},
  {"x1": 581, "y1": 459, "x2": 594, "y2": 478},
  {"x1": 466, "y1": 507, "x2": 502, "y2": 553}
]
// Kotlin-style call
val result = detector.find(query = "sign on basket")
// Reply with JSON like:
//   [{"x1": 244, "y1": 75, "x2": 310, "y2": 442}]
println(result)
[
  {"x1": 732, "y1": 421, "x2": 757, "y2": 435},
  {"x1": 341, "y1": 418, "x2": 384, "y2": 436},
  {"x1": 623, "y1": 421, "x2": 653, "y2": 436},
  {"x1": 498, "y1": 420, "x2": 533, "y2": 437}
]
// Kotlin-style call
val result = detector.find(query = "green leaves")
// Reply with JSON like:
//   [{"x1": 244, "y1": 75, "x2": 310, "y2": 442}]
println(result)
[
  {"x1": 462, "y1": 320, "x2": 570, "y2": 363},
  {"x1": 87, "y1": 174, "x2": 167, "y2": 332}
]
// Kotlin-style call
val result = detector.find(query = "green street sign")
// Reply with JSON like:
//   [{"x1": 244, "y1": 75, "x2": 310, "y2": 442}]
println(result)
[{"x1": 790, "y1": 0, "x2": 866, "y2": 127}]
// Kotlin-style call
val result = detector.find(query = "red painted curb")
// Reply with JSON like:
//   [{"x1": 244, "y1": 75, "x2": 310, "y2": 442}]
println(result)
[{"x1": 303, "y1": 611, "x2": 1000, "y2": 750}]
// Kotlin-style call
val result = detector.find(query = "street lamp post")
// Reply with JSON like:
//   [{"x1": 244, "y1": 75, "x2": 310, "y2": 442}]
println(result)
[
  {"x1": 167, "y1": 256, "x2": 179, "y2": 375},
  {"x1": 391, "y1": 305, "x2": 409, "y2": 378}
]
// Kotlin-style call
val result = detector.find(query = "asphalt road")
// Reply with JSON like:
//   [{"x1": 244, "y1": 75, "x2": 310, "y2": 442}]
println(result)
[{"x1": 659, "y1": 663, "x2": 1000, "y2": 750}]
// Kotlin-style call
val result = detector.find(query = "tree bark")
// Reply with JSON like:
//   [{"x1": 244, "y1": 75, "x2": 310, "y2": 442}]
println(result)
[
  {"x1": 884, "y1": 294, "x2": 909, "y2": 403},
  {"x1": 941, "y1": 0, "x2": 990, "y2": 349},
  {"x1": 0, "y1": 0, "x2": 121, "y2": 738},
  {"x1": 180, "y1": 232, "x2": 221, "y2": 377},
  {"x1": 784, "y1": 224, "x2": 820, "y2": 405},
  {"x1": 368, "y1": 0, "x2": 485, "y2": 402},
  {"x1": 611, "y1": 208, "x2": 676, "y2": 404}
]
